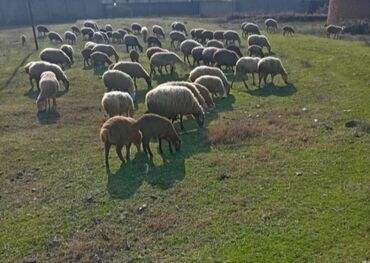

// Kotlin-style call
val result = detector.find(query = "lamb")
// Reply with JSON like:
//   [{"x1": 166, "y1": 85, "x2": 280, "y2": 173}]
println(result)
[
  {"x1": 202, "y1": 47, "x2": 219, "y2": 66},
  {"x1": 145, "y1": 85, "x2": 205, "y2": 129},
  {"x1": 248, "y1": 45, "x2": 264, "y2": 58},
  {"x1": 110, "y1": 61, "x2": 152, "y2": 90},
  {"x1": 129, "y1": 49, "x2": 139, "y2": 62},
  {"x1": 102, "y1": 70, "x2": 136, "y2": 99},
  {"x1": 21, "y1": 35, "x2": 26, "y2": 46},
  {"x1": 194, "y1": 75, "x2": 226, "y2": 98},
  {"x1": 147, "y1": 36, "x2": 162, "y2": 47},
  {"x1": 81, "y1": 27, "x2": 94, "y2": 40},
  {"x1": 213, "y1": 49, "x2": 239, "y2": 71},
  {"x1": 105, "y1": 24, "x2": 113, "y2": 32},
  {"x1": 36, "y1": 25, "x2": 49, "y2": 38},
  {"x1": 152, "y1": 25, "x2": 165, "y2": 39},
  {"x1": 227, "y1": 45, "x2": 243, "y2": 57},
  {"x1": 191, "y1": 46, "x2": 204, "y2": 67},
  {"x1": 189, "y1": 65, "x2": 230, "y2": 94},
  {"x1": 71, "y1": 25, "x2": 80, "y2": 35},
  {"x1": 231, "y1": 57, "x2": 260, "y2": 88},
  {"x1": 81, "y1": 48, "x2": 93, "y2": 67},
  {"x1": 141, "y1": 26, "x2": 148, "y2": 42},
  {"x1": 206, "y1": 39, "x2": 224, "y2": 49},
  {"x1": 257, "y1": 57, "x2": 288, "y2": 87},
  {"x1": 169, "y1": 31, "x2": 186, "y2": 49},
  {"x1": 90, "y1": 51, "x2": 113, "y2": 70},
  {"x1": 48, "y1": 31, "x2": 63, "y2": 43},
  {"x1": 283, "y1": 26, "x2": 295, "y2": 36},
  {"x1": 60, "y1": 44, "x2": 74, "y2": 64},
  {"x1": 134, "y1": 113, "x2": 181, "y2": 158},
  {"x1": 172, "y1": 21, "x2": 188, "y2": 36},
  {"x1": 201, "y1": 30, "x2": 214, "y2": 43},
  {"x1": 64, "y1": 31, "x2": 77, "y2": 44},
  {"x1": 180, "y1": 39, "x2": 202, "y2": 65},
  {"x1": 248, "y1": 34, "x2": 272, "y2": 54},
  {"x1": 39, "y1": 48, "x2": 72, "y2": 69},
  {"x1": 131, "y1": 23, "x2": 142, "y2": 34},
  {"x1": 91, "y1": 44, "x2": 119, "y2": 62},
  {"x1": 224, "y1": 30, "x2": 241, "y2": 46},
  {"x1": 27, "y1": 61, "x2": 69, "y2": 91},
  {"x1": 242, "y1": 23, "x2": 260, "y2": 37},
  {"x1": 150, "y1": 51, "x2": 185, "y2": 76},
  {"x1": 326, "y1": 25, "x2": 344, "y2": 39},
  {"x1": 36, "y1": 71, "x2": 59, "y2": 112},
  {"x1": 265, "y1": 18, "x2": 278, "y2": 33},
  {"x1": 123, "y1": 34, "x2": 143, "y2": 53},
  {"x1": 100, "y1": 116, "x2": 142, "y2": 172},
  {"x1": 84, "y1": 20, "x2": 98, "y2": 31},
  {"x1": 213, "y1": 30, "x2": 224, "y2": 41},
  {"x1": 101, "y1": 91, "x2": 134, "y2": 118}
]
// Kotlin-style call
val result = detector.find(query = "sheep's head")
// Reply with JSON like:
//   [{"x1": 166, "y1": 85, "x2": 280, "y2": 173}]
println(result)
[
  {"x1": 193, "y1": 111, "x2": 205, "y2": 127},
  {"x1": 282, "y1": 72, "x2": 289, "y2": 85},
  {"x1": 172, "y1": 136, "x2": 181, "y2": 152}
]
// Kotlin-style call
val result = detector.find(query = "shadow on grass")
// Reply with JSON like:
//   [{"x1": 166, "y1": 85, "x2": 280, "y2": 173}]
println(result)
[
  {"x1": 37, "y1": 110, "x2": 60, "y2": 124},
  {"x1": 152, "y1": 72, "x2": 188, "y2": 84},
  {"x1": 247, "y1": 83, "x2": 297, "y2": 97}
]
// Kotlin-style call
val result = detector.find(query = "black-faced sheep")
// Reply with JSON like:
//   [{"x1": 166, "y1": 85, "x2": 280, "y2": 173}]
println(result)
[
  {"x1": 189, "y1": 65, "x2": 230, "y2": 94},
  {"x1": 232, "y1": 57, "x2": 260, "y2": 88},
  {"x1": 134, "y1": 113, "x2": 181, "y2": 158},
  {"x1": 48, "y1": 31, "x2": 63, "y2": 43},
  {"x1": 110, "y1": 61, "x2": 152, "y2": 90},
  {"x1": 27, "y1": 61, "x2": 69, "y2": 91},
  {"x1": 258, "y1": 57, "x2": 288, "y2": 87},
  {"x1": 91, "y1": 44, "x2": 119, "y2": 62},
  {"x1": 101, "y1": 91, "x2": 134, "y2": 118},
  {"x1": 39, "y1": 48, "x2": 72, "y2": 70},
  {"x1": 248, "y1": 34, "x2": 272, "y2": 54},
  {"x1": 123, "y1": 34, "x2": 143, "y2": 53},
  {"x1": 180, "y1": 39, "x2": 202, "y2": 65},
  {"x1": 169, "y1": 31, "x2": 186, "y2": 49},
  {"x1": 265, "y1": 18, "x2": 278, "y2": 33},
  {"x1": 36, "y1": 71, "x2": 59, "y2": 112},
  {"x1": 102, "y1": 70, "x2": 136, "y2": 99}
]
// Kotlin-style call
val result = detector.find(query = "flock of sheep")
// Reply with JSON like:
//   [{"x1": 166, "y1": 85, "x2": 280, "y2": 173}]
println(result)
[{"x1": 21, "y1": 18, "x2": 343, "y2": 173}]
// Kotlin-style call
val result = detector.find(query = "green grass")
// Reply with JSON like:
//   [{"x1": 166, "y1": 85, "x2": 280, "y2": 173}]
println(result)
[{"x1": 0, "y1": 17, "x2": 369, "y2": 262}]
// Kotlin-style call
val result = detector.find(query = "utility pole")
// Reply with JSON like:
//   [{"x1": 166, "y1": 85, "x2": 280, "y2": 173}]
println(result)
[{"x1": 27, "y1": 0, "x2": 38, "y2": 50}]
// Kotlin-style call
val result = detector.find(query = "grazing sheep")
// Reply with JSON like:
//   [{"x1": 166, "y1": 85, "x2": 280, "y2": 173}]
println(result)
[
  {"x1": 36, "y1": 71, "x2": 59, "y2": 112},
  {"x1": 36, "y1": 25, "x2": 49, "y2": 37},
  {"x1": 21, "y1": 35, "x2": 26, "y2": 46},
  {"x1": 92, "y1": 31, "x2": 105, "y2": 43},
  {"x1": 194, "y1": 75, "x2": 226, "y2": 98},
  {"x1": 91, "y1": 44, "x2": 119, "y2": 62},
  {"x1": 85, "y1": 42, "x2": 97, "y2": 50},
  {"x1": 134, "y1": 113, "x2": 181, "y2": 158},
  {"x1": 206, "y1": 39, "x2": 224, "y2": 49},
  {"x1": 193, "y1": 28, "x2": 205, "y2": 42},
  {"x1": 170, "y1": 31, "x2": 186, "y2": 49},
  {"x1": 248, "y1": 34, "x2": 272, "y2": 54},
  {"x1": 242, "y1": 23, "x2": 260, "y2": 37},
  {"x1": 105, "y1": 24, "x2": 113, "y2": 32},
  {"x1": 24, "y1": 62, "x2": 34, "y2": 74},
  {"x1": 201, "y1": 30, "x2": 214, "y2": 43},
  {"x1": 60, "y1": 44, "x2": 74, "y2": 64},
  {"x1": 112, "y1": 31, "x2": 124, "y2": 43},
  {"x1": 81, "y1": 27, "x2": 94, "y2": 40},
  {"x1": 131, "y1": 23, "x2": 142, "y2": 34},
  {"x1": 150, "y1": 51, "x2": 184, "y2": 76},
  {"x1": 100, "y1": 116, "x2": 142, "y2": 172},
  {"x1": 189, "y1": 65, "x2": 230, "y2": 94},
  {"x1": 231, "y1": 57, "x2": 260, "y2": 88},
  {"x1": 102, "y1": 70, "x2": 135, "y2": 99},
  {"x1": 283, "y1": 26, "x2": 295, "y2": 36},
  {"x1": 147, "y1": 36, "x2": 162, "y2": 47},
  {"x1": 146, "y1": 47, "x2": 168, "y2": 60},
  {"x1": 172, "y1": 21, "x2": 188, "y2": 36},
  {"x1": 214, "y1": 49, "x2": 239, "y2": 71},
  {"x1": 214, "y1": 30, "x2": 224, "y2": 41},
  {"x1": 71, "y1": 25, "x2": 80, "y2": 35},
  {"x1": 90, "y1": 51, "x2": 113, "y2": 70},
  {"x1": 146, "y1": 85, "x2": 205, "y2": 129},
  {"x1": 180, "y1": 39, "x2": 202, "y2": 65},
  {"x1": 193, "y1": 82, "x2": 215, "y2": 109},
  {"x1": 326, "y1": 25, "x2": 344, "y2": 39},
  {"x1": 191, "y1": 46, "x2": 204, "y2": 67},
  {"x1": 224, "y1": 30, "x2": 241, "y2": 46},
  {"x1": 123, "y1": 34, "x2": 143, "y2": 53},
  {"x1": 152, "y1": 25, "x2": 165, "y2": 39},
  {"x1": 141, "y1": 26, "x2": 148, "y2": 42},
  {"x1": 39, "y1": 48, "x2": 72, "y2": 69},
  {"x1": 84, "y1": 20, "x2": 98, "y2": 31},
  {"x1": 64, "y1": 31, "x2": 77, "y2": 44},
  {"x1": 227, "y1": 45, "x2": 243, "y2": 57},
  {"x1": 258, "y1": 57, "x2": 288, "y2": 87},
  {"x1": 28, "y1": 61, "x2": 69, "y2": 91},
  {"x1": 101, "y1": 91, "x2": 134, "y2": 118},
  {"x1": 265, "y1": 18, "x2": 278, "y2": 33},
  {"x1": 81, "y1": 48, "x2": 92, "y2": 67},
  {"x1": 248, "y1": 45, "x2": 264, "y2": 58},
  {"x1": 110, "y1": 62, "x2": 151, "y2": 90},
  {"x1": 48, "y1": 31, "x2": 63, "y2": 43},
  {"x1": 129, "y1": 49, "x2": 139, "y2": 62},
  {"x1": 202, "y1": 47, "x2": 219, "y2": 66}
]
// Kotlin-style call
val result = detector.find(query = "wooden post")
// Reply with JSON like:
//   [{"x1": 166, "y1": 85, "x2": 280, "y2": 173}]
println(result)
[{"x1": 27, "y1": 0, "x2": 38, "y2": 50}]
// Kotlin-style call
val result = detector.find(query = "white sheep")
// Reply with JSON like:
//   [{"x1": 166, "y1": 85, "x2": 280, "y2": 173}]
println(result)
[
  {"x1": 64, "y1": 31, "x2": 77, "y2": 44},
  {"x1": 27, "y1": 61, "x2": 69, "y2": 91},
  {"x1": 231, "y1": 57, "x2": 261, "y2": 88},
  {"x1": 84, "y1": 41, "x2": 97, "y2": 50},
  {"x1": 101, "y1": 91, "x2": 134, "y2": 117},
  {"x1": 213, "y1": 49, "x2": 239, "y2": 71},
  {"x1": 172, "y1": 21, "x2": 188, "y2": 36},
  {"x1": 189, "y1": 65, "x2": 230, "y2": 94},
  {"x1": 194, "y1": 75, "x2": 226, "y2": 98},
  {"x1": 141, "y1": 26, "x2": 148, "y2": 42},
  {"x1": 169, "y1": 31, "x2": 186, "y2": 49},
  {"x1": 48, "y1": 31, "x2": 63, "y2": 43},
  {"x1": 326, "y1": 25, "x2": 344, "y2": 39},
  {"x1": 202, "y1": 47, "x2": 220, "y2": 66},
  {"x1": 149, "y1": 51, "x2": 184, "y2": 76},
  {"x1": 152, "y1": 25, "x2": 165, "y2": 39},
  {"x1": 39, "y1": 48, "x2": 72, "y2": 70},
  {"x1": 248, "y1": 34, "x2": 272, "y2": 54},
  {"x1": 224, "y1": 30, "x2": 241, "y2": 46},
  {"x1": 81, "y1": 27, "x2": 94, "y2": 40},
  {"x1": 206, "y1": 39, "x2": 224, "y2": 49},
  {"x1": 146, "y1": 85, "x2": 205, "y2": 130},
  {"x1": 92, "y1": 31, "x2": 105, "y2": 44},
  {"x1": 180, "y1": 39, "x2": 202, "y2": 65},
  {"x1": 257, "y1": 57, "x2": 289, "y2": 87},
  {"x1": 242, "y1": 23, "x2": 260, "y2": 37},
  {"x1": 265, "y1": 18, "x2": 278, "y2": 33},
  {"x1": 123, "y1": 34, "x2": 143, "y2": 53},
  {"x1": 37, "y1": 25, "x2": 49, "y2": 38},
  {"x1": 36, "y1": 71, "x2": 59, "y2": 112},
  {"x1": 90, "y1": 51, "x2": 113, "y2": 70},
  {"x1": 110, "y1": 62, "x2": 152, "y2": 89},
  {"x1": 131, "y1": 23, "x2": 142, "y2": 34},
  {"x1": 91, "y1": 44, "x2": 119, "y2": 62},
  {"x1": 60, "y1": 44, "x2": 74, "y2": 64},
  {"x1": 102, "y1": 70, "x2": 135, "y2": 100},
  {"x1": 84, "y1": 20, "x2": 98, "y2": 31}
]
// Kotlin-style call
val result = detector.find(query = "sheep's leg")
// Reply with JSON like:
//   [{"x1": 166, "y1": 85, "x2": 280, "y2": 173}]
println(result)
[
  {"x1": 125, "y1": 143, "x2": 131, "y2": 161},
  {"x1": 243, "y1": 79, "x2": 249, "y2": 89},
  {"x1": 252, "y1": 73, "x2": 256, "y2": 85},
  {"x1": 146, "y1": 141, "x2": 154, "y2": 159},
  {"x1": 263, "y1": 74, "x2": 268, "y2": 86},
  {"x1": 230, "y1": 75, "x2": 237, "y2": 88},
  {"x1": 142, "y1": 138, "x2": 148, "y2": 155},
  {"x1": 134, "y1": 78, "x2": 137, "y2": 90},
  {"x1": 258, "y1": 73, "x2": 263, "y2": 88},
  {"x1": 116, "y1": 144, "x2": 125, "y2": 163},
  {"x1": 52, "y1": 98, "x2": 57, "y2": 111},
  {"x1": 180, "y1": 115, "x2": 184, "y2": 130},
  {"x1": 104, "y1": 142, "x2": 111, "y2": 172},
  {"x1": 126, "y1": 45, "x2": 129, "y2": 53},
  {"x1": 168, "y1": 140, "x2": 173, "y2": 154},
  {"x1": 170, "y1": 65, "x2": 174, "y2": 75},
  {"x1": 158, "y1": 137, "x2": 163, "y2": 154},
  {"x1": 29, "y1": 77, "x2": 34, "y2": 91}
]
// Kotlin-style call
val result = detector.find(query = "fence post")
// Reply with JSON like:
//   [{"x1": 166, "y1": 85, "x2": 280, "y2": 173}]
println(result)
[{"x1": 27, "y1": 0, "x2": 39, "y2": 50}]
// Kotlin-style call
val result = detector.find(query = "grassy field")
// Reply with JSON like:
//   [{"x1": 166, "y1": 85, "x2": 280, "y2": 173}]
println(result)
[{"x1": 0, "y1": 17, "x2": 369, "y2": 262}]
